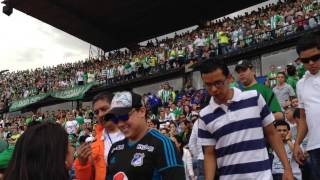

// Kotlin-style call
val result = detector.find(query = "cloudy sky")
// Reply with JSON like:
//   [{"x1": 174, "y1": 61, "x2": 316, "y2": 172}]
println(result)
[
  {"x1": 0, "y1": 1, "x2": 276, "y2": 72},
  {"x1": 0, "y1": 6, "x2": 92, "y2": 72}
]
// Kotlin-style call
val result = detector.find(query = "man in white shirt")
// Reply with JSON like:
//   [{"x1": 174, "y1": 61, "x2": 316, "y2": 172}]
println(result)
[
  {"x1": 294, "y1": 33, "x2": 320, "y2": 180},
  {"x1": 76, "y1": 69, "x2": 84, "y2": 85},
  {"x1": 106, "y1": 64, "x2": 115, "y2": 85},
  {"x1": 117, "y1": 63, "x2": 125, "y2": 81},
  {"x1": 87, "y1": 69, "x2": 95, "y2": 83},
  {"x1": 65, "y1": 112, "x2": 79, "y2": 135},
  {"x1": 23, "y1": 89, "x2": 29, "y2": 98},
  {"x1": 193, "y1": 35, "x2": 205, "y2": 60},
  {"x1": 188, "y1": 119, "x2": 204, "y2": 180},
  {"x1": 197, "y1": 60, "x2": 294, "y2": 180}
]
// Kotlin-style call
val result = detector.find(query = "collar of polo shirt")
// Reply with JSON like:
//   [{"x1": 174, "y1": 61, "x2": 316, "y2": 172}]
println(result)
[{"x1": 209, "y1": 88, "x2": 242, "y2": 111}]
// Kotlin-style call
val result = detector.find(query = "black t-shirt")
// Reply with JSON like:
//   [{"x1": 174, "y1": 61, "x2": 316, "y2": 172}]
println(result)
[{"x1": 107, "y1": 129, "x2": 185, "y2": 180}]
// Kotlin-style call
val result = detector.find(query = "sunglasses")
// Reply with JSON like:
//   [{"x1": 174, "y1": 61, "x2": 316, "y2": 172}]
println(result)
[
  {"x1": 111, "y1": 114, "x2": 129, "y2": 124},
  {"x1": 299, "y1": 54, "x2": 320, "y2": 64}
]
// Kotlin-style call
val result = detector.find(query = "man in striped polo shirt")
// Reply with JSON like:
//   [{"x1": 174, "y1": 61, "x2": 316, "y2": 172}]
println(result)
[{"x1": 197, "y1": 60, "x2": 294, "y2": 180}]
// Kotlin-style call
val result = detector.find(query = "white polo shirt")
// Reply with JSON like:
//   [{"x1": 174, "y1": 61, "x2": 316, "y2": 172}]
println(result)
[
  {"x1": 297, "y1": 71, "x2": 320, "y2": 151},
  {"x1": 198, "y1": 88, "x2": 274, "y2": 180}
]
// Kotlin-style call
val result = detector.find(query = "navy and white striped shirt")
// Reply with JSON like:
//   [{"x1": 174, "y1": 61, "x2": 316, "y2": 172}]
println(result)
[{"x1": 198, "y1": 88, "x2": 274, "y2": 180}]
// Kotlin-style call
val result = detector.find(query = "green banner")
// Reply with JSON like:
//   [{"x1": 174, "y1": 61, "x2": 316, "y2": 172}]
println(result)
[
  {"x1": 9, "y1": 93, "x2": 49, "y2": 112},
  {"x1": 51, "y1": 83, "x2": 96, "y2": 100},
  {"x1": 9, "y1": 82, "x2": 97, "y2": 112}
]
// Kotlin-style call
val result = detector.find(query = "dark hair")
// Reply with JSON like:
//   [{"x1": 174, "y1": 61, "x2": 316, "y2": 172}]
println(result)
[
  {"x1": 79, "y1": 135, "x2": 90, "y2": 144},
  {"x1": 169, "y1": 121, "x2": 177, "y2": 128},
  {"x1": 160, "y1": 128, "x2": 169, "y2": 134},
  {"x1": 92, "y1": 92, "x2": 114, "y2": 106},
  {"x1": 277, "y1": 71, "x2": 286, "y2": 77},
  {"x1": 198, "y1": 60, "x2": 230, "y2": 77},
  {"x1": 173, "y1": 135, "x2": 184, "y2": 146},
  {"x1": 296, "y1": 33, "x2": 320, "y2": 55},
  {"x1": 27, "y1": 121, "x2": 41, "y2": 128},
  {"x1": 151, "y1": 119, "x2": 160, "y2": 129},
  {"x1": 293, "y1": 108, "x2": 300, "y2": 119},
  {"x1": 286, "y1": 65, "x2": 296, "y2": 76},
  {"x1": 172, "y1": 135, "x2": 185, "y2": 157},
  {"x1": 5, "y1": 122, "x2": 69, "y2": 180},
  {"x1": 274, "y1": 120, "x2": 290, "y2": 130}
]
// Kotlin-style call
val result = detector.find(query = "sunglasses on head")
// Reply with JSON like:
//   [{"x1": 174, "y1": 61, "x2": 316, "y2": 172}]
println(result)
[{"x1": 299, "y1": 54, "x2": 320, "y2": 64}]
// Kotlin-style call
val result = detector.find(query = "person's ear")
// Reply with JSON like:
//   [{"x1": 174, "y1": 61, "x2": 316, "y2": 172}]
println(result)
[
  {"x1": 138, "y1": 107, "x2": 146, "y2": 118},
  {"x1": 226, "y1": 74, "x2": 232, "y2": 82},
  {"x1": 250, "y1": 68, "x2": 256, "y2": 75}
]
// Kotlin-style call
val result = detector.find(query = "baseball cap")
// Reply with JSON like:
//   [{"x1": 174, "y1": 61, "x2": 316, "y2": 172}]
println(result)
[
  {"x1": 108, "y1": 91, "x2": 143, "y2": 117},
  {"x1": 235, "y1": 60, "x2": 254, "y2": 72}
]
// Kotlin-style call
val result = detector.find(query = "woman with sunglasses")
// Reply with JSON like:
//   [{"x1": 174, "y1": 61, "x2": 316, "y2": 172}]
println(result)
[{"x1": 106, "y1": 91, "x2": 185, "y2": 180}]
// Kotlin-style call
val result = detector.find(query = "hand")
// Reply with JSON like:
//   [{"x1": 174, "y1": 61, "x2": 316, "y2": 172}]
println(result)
[
  {"x1": 293, "y1": 143, "x2": 305, "y2": 165},
  {"x1": 282, "y1": 168, "x2": 294, "y2": 180},
  {"x1": 77, "y1": 143, "x2": 92, "y2": 165}
]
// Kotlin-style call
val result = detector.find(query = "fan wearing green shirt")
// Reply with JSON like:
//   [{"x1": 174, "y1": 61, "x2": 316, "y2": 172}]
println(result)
[
  {"x1": 75, "y1": 111, "x2": 85, "y2": 126},
  {"x1": 0, "y1": 139, "x2": 14, "y2": 178},
  {"x1": 228, "y1": 76, "x2": 239, "y2": 88},
  {"x1": 286, "y1": 64, "x2": 299, "y2": 92},
  {"x1": 267, "y1": 64, "x2": 278, "y2": 88},
  {"x1": 295, "y1": 58, "x2": 306, "y2": 79},
  {"x1": 170, "y1": 103, "x2": 182, "y2": 120},
  {"x1": 235, "y1": 60, "x2": 283, "y2": 120}
]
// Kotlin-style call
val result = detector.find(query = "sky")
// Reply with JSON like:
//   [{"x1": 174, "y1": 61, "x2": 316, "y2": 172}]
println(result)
[
  {"x1": 0, "y1": 6, "x2": 92, "y2": 72},
  {"x1": 0, "y1": 0, "x2": 277, "y2": 72}
]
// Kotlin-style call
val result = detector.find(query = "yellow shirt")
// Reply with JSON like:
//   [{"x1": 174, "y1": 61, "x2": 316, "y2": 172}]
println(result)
[
  {"x1": 150, "y1": 57, "x2": 157, "y2": 67},
  {"x1": 219, "y1": 32, "x2": 229, "y2": 44}
]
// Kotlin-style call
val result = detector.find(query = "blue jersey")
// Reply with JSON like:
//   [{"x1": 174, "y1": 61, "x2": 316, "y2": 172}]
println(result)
[{"x1": 107, "y1": 129, "x2": 185, "y2": 180}]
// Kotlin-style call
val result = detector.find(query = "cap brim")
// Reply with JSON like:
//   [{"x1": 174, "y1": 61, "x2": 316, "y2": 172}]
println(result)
[
  {"x1": 235, "y1": 65, "x2": 248, "y2": 72},
  {"x1": 108, "y1": 107, "x2": 132, "y2": 116}
]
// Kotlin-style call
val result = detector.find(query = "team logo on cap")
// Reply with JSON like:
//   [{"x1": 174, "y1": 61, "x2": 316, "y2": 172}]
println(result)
[{"x1": 131, "y1": 153, "x2": 145, "y2": 167}]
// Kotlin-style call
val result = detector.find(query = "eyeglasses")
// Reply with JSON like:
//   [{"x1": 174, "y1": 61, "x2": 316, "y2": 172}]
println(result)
[
  {"x1": 205, "y1": 79, "x2": 226, "y2": 89},
  {"x1": 299, "y1": 54, "x2": 320, "y2": 64}
]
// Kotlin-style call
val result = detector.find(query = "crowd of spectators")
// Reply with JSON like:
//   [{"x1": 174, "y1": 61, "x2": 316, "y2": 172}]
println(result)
[
  {"x1": 0, "y1": 53, "x2": 309, "y2": 178},
  {"x1": 0, "y1": 79, "x2": 209, "y2": 179},
  {"x1": 0, "y1": 80, "x2": 207, "y2": 145},
  {"x1": 0, "y1": 0, "x2": 319, "y2": 110},
  {"x1": 0, "y1": 0, "x2": 319, "y2": 179}
]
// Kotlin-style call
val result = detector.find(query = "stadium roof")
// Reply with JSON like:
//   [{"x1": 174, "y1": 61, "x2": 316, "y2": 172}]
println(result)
[{"x1": 7, "y1": 0, "x2": 265, "y2": 51}]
